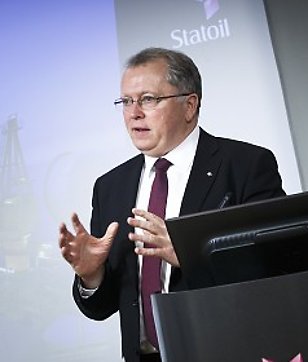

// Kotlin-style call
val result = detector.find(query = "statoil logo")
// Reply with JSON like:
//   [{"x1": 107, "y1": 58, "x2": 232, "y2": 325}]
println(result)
[
  {"x1": 195, "y1": 0, "x2": 220, "y2": 20},
  {"x1": 171, "y1": 0, "x2": 230, "y2": 49}
]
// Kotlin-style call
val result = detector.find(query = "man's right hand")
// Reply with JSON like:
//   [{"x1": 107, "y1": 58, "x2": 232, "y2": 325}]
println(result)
[{"x1": 58, "y1": 213, "x2": 119, "y2": 289}]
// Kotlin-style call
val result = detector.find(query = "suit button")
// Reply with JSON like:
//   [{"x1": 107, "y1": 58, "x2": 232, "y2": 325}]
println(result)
[{"x1": 132, "y1": 300, "x2": 139, "y2": 307}]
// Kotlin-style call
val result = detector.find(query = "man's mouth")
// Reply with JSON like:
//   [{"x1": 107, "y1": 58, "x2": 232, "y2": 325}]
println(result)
[{"x1": 133, "y1": 127, "x2": 150, "y2": 132}]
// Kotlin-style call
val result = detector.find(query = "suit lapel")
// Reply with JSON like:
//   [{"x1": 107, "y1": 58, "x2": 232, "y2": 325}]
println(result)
[
  {"x1": 113, "y1": 154, "x2": 144, "y2": 244},
  {"x1": 120, "y1": 155, "x2": 144, "y2": 214},
  {"x1": 171, "y1": 130, "x2": 222, "y2": 291},
  {"x1": 180, "y1": 129, "x2": 222, "y2": 215}
]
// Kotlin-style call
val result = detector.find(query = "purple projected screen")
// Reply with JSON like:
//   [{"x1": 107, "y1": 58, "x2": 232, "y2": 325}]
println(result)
[
  {"x1": 0, "y1": 1, "x2": 124, "y2": 361},
  {"x1": 0, "y1": 0, "x2": 302, "y2": 361}
]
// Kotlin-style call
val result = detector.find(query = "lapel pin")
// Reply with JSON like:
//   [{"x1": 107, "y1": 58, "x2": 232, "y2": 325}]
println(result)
[{"x1": 207, "y1": 171, "x2": 213, "y2": 177}]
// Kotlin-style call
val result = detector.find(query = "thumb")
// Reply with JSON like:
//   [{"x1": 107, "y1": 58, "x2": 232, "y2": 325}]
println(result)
[{"x1": 101, "y1": 221, "x2": 119, "y2": 246}]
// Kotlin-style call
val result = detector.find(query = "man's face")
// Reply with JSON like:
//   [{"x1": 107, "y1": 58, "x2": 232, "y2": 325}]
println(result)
[{"x1": 120, "y1": 60, "x2": 197, "y2": 157}]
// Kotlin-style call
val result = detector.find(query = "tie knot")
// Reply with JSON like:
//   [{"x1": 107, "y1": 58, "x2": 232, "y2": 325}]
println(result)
[{"x1": 154, "y1": 158, "x2": 172, "y2": 173}]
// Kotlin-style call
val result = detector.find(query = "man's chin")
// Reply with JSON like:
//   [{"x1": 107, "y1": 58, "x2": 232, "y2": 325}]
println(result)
[{"x1": 134, "y1": 145, "x2": 160, "y2": 157}]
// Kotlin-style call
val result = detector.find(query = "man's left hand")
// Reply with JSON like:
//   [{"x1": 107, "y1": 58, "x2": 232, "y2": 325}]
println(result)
[{"x1": 127, "y1": 208, "x2": 180, "y2": 267}]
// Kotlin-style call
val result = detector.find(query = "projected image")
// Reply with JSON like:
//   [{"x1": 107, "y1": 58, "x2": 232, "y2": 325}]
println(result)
[
  {"x1": 0, "y1": 0, "x2": 302, "y2": 361},
  {"x1": 0, "y1": 1, "x2": 122, "y2": 361}
]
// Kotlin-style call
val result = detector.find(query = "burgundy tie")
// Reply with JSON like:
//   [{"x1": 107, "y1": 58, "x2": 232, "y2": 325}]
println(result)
[{"x1": 141, "y1": 158, "x2": 172, "y2": 349}]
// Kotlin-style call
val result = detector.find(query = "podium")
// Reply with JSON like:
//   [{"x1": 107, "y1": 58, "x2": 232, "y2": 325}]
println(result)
[
  {"x1": 152, "y1": 193, "x2": 308, "y2": 362},
  {"x1": 152, "y1": 271, "x2": 308, "y2": 362}
]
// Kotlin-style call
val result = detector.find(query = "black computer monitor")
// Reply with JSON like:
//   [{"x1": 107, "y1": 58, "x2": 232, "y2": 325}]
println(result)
[{"x1": 166, "y1": 192, "x2": 308, "y2": 290}]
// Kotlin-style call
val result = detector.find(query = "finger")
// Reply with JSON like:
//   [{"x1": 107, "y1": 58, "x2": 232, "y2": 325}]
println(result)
[
  {"x1": 58, "y1": 223, "x2": 67, "y2": 247},
  {"x1": 60, "y1": 245, "x2": 73, "y2": 263},
  {"x1": 60, "y1": 245, "x2": 69, "y2": 259},
  {"x1": 127, "y1": 215, "x2": 161, "y2": 235},
  {"x1": 132, "y1": 208, "x2": 158, "y2": 221},
  {"x1": 128, "y1": 230, "x2": 149, "y2": 244},
  {"x1": 135, "y1": 240, "x2": 180, "y2": 267},
  {"x1": 58, "y1": 223, "x2": 74, "y2": 247},
  {"x1": 132, "y1": 208, "x2": 164, "y2": 229},
  {"x1": 71, "y1": 213, "x2": 87, "y2": 234},
  {"x1": 134, "y1": 246, "x2": 161, "y2": 258},
  {"x1": 59, "y1": 222, "x2": 67, "y2": 234},
  {"x1": 127, "y1": 216, "x2": 149, "y2": 231}
]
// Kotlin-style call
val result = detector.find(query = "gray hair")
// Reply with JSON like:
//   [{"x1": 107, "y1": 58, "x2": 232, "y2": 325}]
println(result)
[{"x1": 125, "y1": 47, "x2": 202, "y2": 111}]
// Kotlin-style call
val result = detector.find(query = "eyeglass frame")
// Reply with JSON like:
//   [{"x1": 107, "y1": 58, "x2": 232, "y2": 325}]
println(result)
[{"x1": 113, "y1": 92, "x2": 194, "y2": 110}]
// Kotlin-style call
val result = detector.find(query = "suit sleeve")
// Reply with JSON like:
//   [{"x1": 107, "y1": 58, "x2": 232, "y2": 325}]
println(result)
[
  {"x1": 241, "y1": 147, "x2": 286, "y2": 203},
  {"x1": 72, "y1": 179, "x2": 120, "y2": 321}
]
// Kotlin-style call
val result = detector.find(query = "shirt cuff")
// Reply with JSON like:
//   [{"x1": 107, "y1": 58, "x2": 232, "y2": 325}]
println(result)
[{"x1": 77, "y1": 279, "x2": 98, "y2": 299}]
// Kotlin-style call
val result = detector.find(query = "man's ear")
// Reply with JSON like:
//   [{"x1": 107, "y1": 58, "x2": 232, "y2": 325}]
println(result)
[{"x1": 185, "y1": 93, "x2": 199, "y2": 123}]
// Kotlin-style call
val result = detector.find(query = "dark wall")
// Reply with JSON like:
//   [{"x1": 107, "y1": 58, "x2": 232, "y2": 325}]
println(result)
[{"x1": 264, "y1": 0, "x2": 308, "y2": 191}]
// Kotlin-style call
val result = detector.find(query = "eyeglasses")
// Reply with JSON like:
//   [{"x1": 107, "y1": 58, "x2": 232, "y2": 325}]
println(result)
[{"x1": 114, "y1": 93, "x2": 193, "y2": 111}]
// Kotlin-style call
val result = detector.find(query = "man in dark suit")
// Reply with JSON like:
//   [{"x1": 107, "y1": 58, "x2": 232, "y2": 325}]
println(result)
[{"x1": 59, "y1": 47, "x2": 285, "y2": 362}]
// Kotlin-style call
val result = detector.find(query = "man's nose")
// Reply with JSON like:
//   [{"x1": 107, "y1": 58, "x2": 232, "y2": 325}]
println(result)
[{"x1": 127, "y1": 101, "x2": 145, "y2": 118}]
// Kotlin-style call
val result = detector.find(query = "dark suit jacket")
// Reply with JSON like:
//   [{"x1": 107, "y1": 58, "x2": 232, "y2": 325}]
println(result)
[{"x1": 73, "y1": 128, "x2": 285, "y2": 362}]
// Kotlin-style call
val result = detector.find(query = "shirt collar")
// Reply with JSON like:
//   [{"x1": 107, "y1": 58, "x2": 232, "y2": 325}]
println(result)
[{"x1": 143, "y1": 126, "x2": 200, "y2": 176}]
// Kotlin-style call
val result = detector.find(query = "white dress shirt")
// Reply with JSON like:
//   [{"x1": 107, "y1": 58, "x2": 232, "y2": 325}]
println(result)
[{"x1": 135, "y1": 126, "x2": 200, "y2": 344}]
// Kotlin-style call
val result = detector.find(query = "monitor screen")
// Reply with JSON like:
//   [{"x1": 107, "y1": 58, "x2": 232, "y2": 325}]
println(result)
[{"x1": 166, "y1": 192, "x2": 308, "y2": 289}]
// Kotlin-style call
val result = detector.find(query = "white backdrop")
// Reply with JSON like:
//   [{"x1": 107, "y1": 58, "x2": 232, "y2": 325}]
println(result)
[{"x1": 0, "y1": 0, "x2": 302, "y2": 361}]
